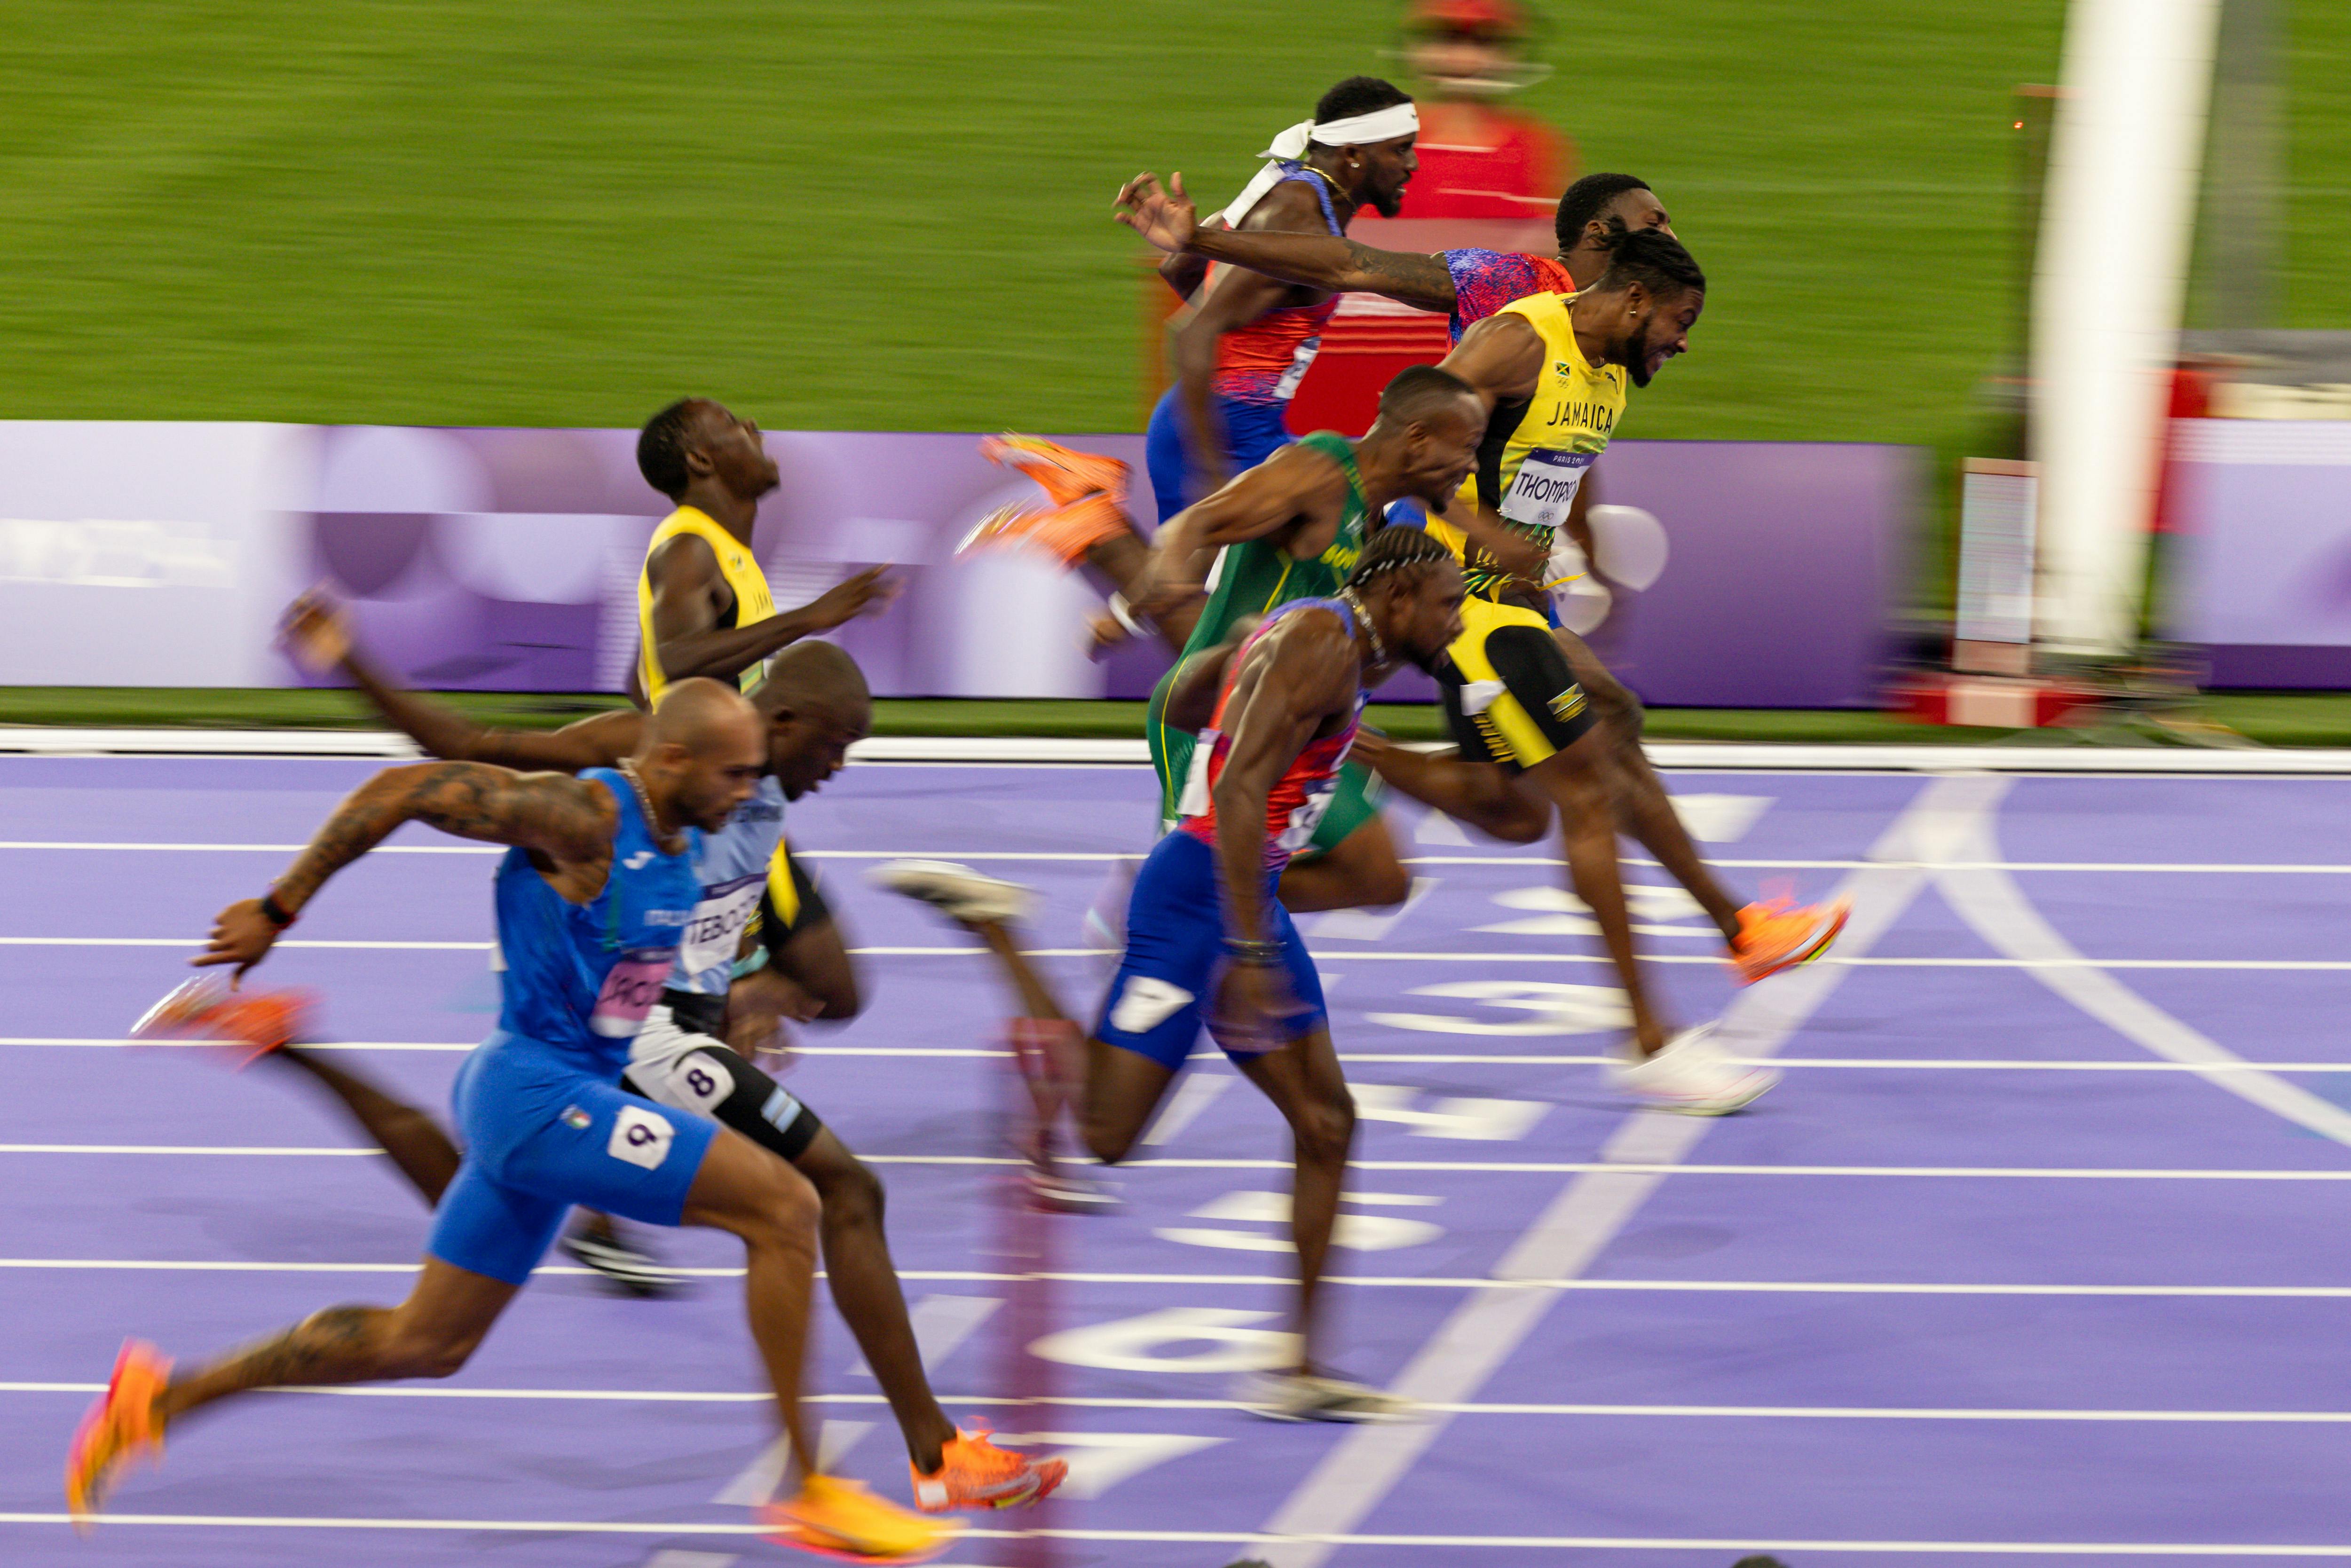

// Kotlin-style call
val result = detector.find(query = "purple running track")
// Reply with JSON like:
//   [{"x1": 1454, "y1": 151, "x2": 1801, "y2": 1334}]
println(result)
[{"x1": 2, "y1": 756, "x2": 2350, "y2": 1566}]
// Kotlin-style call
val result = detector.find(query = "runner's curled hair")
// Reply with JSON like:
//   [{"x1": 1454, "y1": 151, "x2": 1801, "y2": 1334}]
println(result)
[
  {"x1": 1346, "y1": 524, "x2": 1456, "y2": 592},
  {"x1": 1314, "y1": 75, "x2": 1413, "y2": 123},
  {"x1": 1591, "y1": 228, "x2": 1706, "y2": 298},
  {"x1": 637, "y1": 398, "x2": 707, "y2": 499}
]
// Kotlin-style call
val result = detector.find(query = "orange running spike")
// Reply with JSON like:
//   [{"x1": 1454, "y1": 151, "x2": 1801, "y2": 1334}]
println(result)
[
  {"x1": 980, "y1": 433, "x2": 1129, "y2": 508},
  {"x1": 1728, "y1": 897, "x2": 1851, "y2": 985}
]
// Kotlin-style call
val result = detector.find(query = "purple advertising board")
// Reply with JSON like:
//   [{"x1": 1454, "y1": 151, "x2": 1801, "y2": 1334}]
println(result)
[
  {"x1": 286, "y1": 425, "x2": 1913, "y2": 709},
  {"x1": 2170, "y1": 420, "x2": 2351, "y2": 688}
]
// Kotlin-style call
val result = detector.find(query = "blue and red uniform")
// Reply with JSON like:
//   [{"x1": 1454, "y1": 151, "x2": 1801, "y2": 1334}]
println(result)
[
  {"x1": 1096, "y1": 599, "x2": 1364, "y2": 1068},
  {"x1": 1441, "y1": 247, "x2": 1573, "y2": 342},
  {"x1": 1144, "y1": 164, "x2": 1346, "y2": 521}
]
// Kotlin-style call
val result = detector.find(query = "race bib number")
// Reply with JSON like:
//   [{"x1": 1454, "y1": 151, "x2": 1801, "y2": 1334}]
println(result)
[
  {"x1": 1272, "y1": 337, "x2": 1322, "y2": 401},
  {"x1": 607, "y1": 1103, "x2": 675, "y2": 1170},
  {"x1": 677, "y1": 877, "x2": 763, "y2": 985},
  {"x1": 590, "y1": 947, "x2": 677, "y2": 1039},
  {"x1": 1498, "y1": 448, "x2": 1597, "y2": 531},
  {"x1": 1275, "y1": 778, "x2": 1338, "y2": 853}
]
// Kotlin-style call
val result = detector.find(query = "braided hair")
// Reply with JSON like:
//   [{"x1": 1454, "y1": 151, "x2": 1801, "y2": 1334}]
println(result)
[
  {"x1": 1590, "y1": 227, "x2": 1706, "y2": 298},
  {"x1": 1346, "y1": 525, "x2": 1456, "y2": 593}
]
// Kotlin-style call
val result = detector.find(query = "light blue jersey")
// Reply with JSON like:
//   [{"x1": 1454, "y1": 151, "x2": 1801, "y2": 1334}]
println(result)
[
  {"x1": 490, "y1": 766, "x2": 702, "y2": 1074},
  {"x1": 671, "y1": 776, "x2": 786, "y2": 999}
]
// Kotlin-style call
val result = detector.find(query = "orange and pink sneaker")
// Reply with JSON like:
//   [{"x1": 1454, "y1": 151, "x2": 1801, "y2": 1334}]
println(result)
[
  {"x1": 1727, "y1": 897, "x2": 1850, "y2": 985},
  {"x1": 130, "y1": 977, "x2": 314, "y2": 1067},
  {"x1": 979, "y1": 433, "x2": 1129, "y2": 508},
  {"x1": 957, "y1": 493, "x2": 1134, "y2": 569},
  {"x1": 763, "y1": 1473, "x2": 960, "y2": 1562},
  {"x1": 912, "y1": 1425, "x2": 1068, "y2": 1513},
  {"x1": 64, "y1": 1339, "x2": 172, "y2": 1529}
]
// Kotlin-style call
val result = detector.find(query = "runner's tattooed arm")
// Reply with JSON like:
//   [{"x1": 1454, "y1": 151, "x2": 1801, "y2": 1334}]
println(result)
[
  {"x1": 194, "y1": 763, "x2": 618, "y2": 977},
  {"x1": 1116, "y1": 172, "x2": 1460, "y2": 314}
]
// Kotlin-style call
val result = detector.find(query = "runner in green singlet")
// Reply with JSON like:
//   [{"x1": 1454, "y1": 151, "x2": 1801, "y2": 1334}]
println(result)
[{"x1": 1128, "y1": 366, "x2": 1485, "y2": 913}]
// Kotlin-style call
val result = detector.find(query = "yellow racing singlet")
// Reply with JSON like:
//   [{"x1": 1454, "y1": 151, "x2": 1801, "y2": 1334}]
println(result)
[
  {"x1": 1427, "y1": 291, "x2": 1627, "y2": 599},
  {"x1": 636, "y1": 506, "x2": 777, "y2": 703}
]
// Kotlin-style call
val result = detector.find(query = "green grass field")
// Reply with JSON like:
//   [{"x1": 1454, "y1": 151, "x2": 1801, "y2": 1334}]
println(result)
[
  {"x1": 0, "y1": 4, "x2": 2343, "y2": 735},
  {"x1": 11, "y1": 686, "x2": 2351, "y2": 749},
  {"x1": 3, "y1": 2, "x2": 2340, "y2": 445}
]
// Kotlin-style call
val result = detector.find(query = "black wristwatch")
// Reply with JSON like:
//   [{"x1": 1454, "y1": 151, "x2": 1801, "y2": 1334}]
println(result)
[{"x1": 259, "y1": 892, "x2": 299, "y2": 929}]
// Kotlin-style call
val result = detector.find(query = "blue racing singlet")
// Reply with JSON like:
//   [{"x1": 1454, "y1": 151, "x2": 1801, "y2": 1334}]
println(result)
[
  {"x1": 491, "y1": 766, "x2": 702, "y2": 1073},
  {"x1": 671, "y1": 777, "x2": 785, "y2": 999}
]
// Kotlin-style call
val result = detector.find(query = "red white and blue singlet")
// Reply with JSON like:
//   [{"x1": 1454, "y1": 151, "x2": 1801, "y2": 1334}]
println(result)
[
  {"x1": 1209, "y1": 163, "x2": 1347, "y2": 405},
  {"x1": 1178, "y1": 596, "x2": 1366, "y2": 871}
]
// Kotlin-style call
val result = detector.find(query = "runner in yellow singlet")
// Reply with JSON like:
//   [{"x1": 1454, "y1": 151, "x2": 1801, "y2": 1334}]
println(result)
[
  {"x1": 630, "y1": 397, "x2": 897, "y2": 1033},
  {"x1": 1423, "y1": 229, "x2": 1850, "y2": 1096}
]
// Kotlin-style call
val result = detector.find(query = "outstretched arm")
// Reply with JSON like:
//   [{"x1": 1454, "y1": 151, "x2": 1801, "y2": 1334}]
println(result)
[
  {"x1": 283, "y1": 594, "x2": 642, "y2": 773},
  {"x1": 647, "y1": 535, "x2": 894, "y2": 689},
  {"x1": 196, "y1": 763, "x2": 617, "y2": 977},
  {"x1": 1129, "y1": 441, "x2": 1346, "y2": 619},
  {"x1": 1117, "y1": 172, "x2": 1458, "y2": 314},
  {"x1": 1349, "y1": 731, "x2": 1550, "y2": 843}
]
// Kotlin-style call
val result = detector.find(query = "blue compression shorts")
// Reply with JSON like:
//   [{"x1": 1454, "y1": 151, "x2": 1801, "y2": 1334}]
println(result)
[
  {"x1": 1094, "y1": 830, "x2": 1327, "y2": 1071},
  {"x1": 426, "y1": 1031, "x2": 721, "y2": 1285},
  {"x1": 1144, "y1": 386, "x2": 1295, "y2": 523}
]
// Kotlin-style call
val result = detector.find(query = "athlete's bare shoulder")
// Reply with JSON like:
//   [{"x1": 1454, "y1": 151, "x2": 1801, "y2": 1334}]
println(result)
[
  {"x1": 1237, "y1": 178, "x2": 1333, "y2": 234},
  {"x1": 645, "y1": 529, "x2": 721, "y2": 592},
  {"x1": 1441, "y1": 310, "x2": 1546, "y2": 404}
]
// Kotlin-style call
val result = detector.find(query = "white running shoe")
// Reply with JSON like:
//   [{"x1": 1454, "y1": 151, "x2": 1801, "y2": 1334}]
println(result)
[
  {"x1": 871, "y1": 859, "x2": 1035, "y2": 925},
  {"x1": 1238, "y1": 1371, "x2": 1417, "y2": 1424},
  {"x1": 1611, "y1": 1023, "x2": 1778, "y2": 1115}
]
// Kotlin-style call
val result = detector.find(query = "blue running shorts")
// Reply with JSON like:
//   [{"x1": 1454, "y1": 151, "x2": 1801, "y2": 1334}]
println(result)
[
  {"x1": 427, "y1": 1031, "x2": 721, "y2": 1285},
  {"x1": 1144, "y1": 386, "x2": 1296, "y2": 523},
  {"x1": 1093, "y1": 830, "x2": 1327, "y2": 1071}
]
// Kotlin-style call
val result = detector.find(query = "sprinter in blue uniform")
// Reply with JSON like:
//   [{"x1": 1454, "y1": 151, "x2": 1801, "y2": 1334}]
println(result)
[{"x1": 68, "y1": 679, "x2": 959, "y2": 1561}]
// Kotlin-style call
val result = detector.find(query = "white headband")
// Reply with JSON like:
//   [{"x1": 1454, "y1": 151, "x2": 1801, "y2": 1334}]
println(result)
[{"x1": 1219, "y1": 102, "x2": 1420, "y2": 228}]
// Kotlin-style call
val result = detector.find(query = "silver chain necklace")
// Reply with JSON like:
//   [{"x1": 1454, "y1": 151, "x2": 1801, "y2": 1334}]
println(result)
[
  {"x1": 615, "y1": 757, "x2": 673, "y2": 843},
  {"x1": 1336, "y1": 588, "x2": 1386, "y2": 667}
]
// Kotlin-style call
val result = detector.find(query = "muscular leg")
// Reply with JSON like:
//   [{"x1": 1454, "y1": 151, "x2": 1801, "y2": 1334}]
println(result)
[
  {"x1": 1554, "y1": 629, "x2": 1743, "y2": 942},
  {"x1": 263, "y1": 1049, "x2": 460, "y2": 1204},
  {"x1": 1532, "y1": 742, "x2": 1674, "y2": 1056},
  {"x1": 962, "y1": 918, "x2": 1178, "y2": 1166},
  {"x1": 1229, "y1": 1029, "x2": 1356, "y2": 1376},
  {"x1": 680, "y1": 1127, "x2": 826, "y2": 1485},
  {"x1": 1275, "y1": 812, "x2": 1411, "y2": 915},
  {"x1": 158, "y1": 1256, "x2": 516, "y2": 1426}
]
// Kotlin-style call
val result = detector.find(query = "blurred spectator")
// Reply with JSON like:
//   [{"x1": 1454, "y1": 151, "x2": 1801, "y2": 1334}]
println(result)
[{"x1": 1389, "y1": 0, "x2": 1575, "y2": 223}]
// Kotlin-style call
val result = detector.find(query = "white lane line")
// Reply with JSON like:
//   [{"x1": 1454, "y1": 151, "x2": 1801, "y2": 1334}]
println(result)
[
  {"x1": 4, "y1": 1259, "x2": 2348, "y2": 1294},
  {"x1": 1937, "y1": 806, "x2": 2351, "y2": 1148},
  {"x1": 5, "y1": 939, "x2": 2349, "y2": 969},
  {"x1": 27, "y1": 1143, "x2": 2351, "y2": 1175},
  {"x1": 5, "y1": 1513, "x2": 2351, "y2": 1554},
  {"x1": 26, "y1": 1036, "x2": 2351, "y2": 1071},
  {"x1": 1253, "y1": 771, "x2": 2005, "y2": 1568},
  {"x1": 11, "y1": 839, "x2": 2351, "y2": 875},
  {"x1": 9, "y1": 1382, "x2": 2349, "y2": 1423},
  {"x1": 0, "y1": 938, "x2": 491, "y2": 950},
  {"x1": 0, "y1": 842, "x2": 496, "y2": 853},
  {"x1": 22, "y1": 1143, "x2": 2351, "y2": 1182}
]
